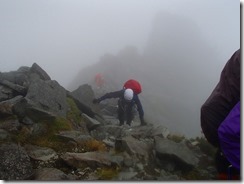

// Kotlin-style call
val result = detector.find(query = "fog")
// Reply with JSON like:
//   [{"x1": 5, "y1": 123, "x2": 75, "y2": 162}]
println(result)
[
  {"x1": 0, "y1": 0, "x2": 240, "y2": 137},
  {"x1": 0, "y1": 0, "x2": 240, "y2": 87}
]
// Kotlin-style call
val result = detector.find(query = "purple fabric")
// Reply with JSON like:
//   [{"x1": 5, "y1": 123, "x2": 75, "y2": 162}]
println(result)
[{"x1": 218, "y1": 101, "x2": 240, "y2": 170}]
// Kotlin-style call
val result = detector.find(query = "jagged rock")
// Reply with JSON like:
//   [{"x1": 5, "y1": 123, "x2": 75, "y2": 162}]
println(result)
[
  {"x1": 91, "y1": 125, "x2": 124, "y2": 140},
  {"x1": 61, "y1": 152, "x2": 123, "y2": 168},
  {"x1": 0, "y1": 118, "x2": 21, "y2": 133},
  {"x1": 154, "y1": 136, "x2": 199, "y2": 171},
  {"x1": 0, "y1": 143, "x2": 33, "y2": 180},
  {"x1": 151, "y1": 125, "x2": 170, "y2": 138},
  {"x1": 115, "y1": 135, "x2": 153, "y2": 159},
  {"x1": 82, "y1": 113, "x2": 101, "y2": 131},
  {"x1": 13, "y1": 97, "x2": 56, "y2": 121},
  {"x1": 0, "y1": 70, "x2": 29, "y2": 86},
  {"x1": 0, "y1": 80, "x2": 27, "y2": 95},
  {"x1": 24, "y1": 144, "x2": 57, "y2": 161},
  {"x1": 30, "y1": 63, "x2": 51, "y2": 81},
  {"x1": 26, "y1": 79, "x2": 68, "y2": 117},
  {"x1": 56, "y1": 130, "x2": 92, "y2": 143},
  {"x1": 0, "y1": 85, "x2": 14, "y2": 101},
  {"x1": 32, "y1": 168, "x2": 71, "y2": 180},
  {"x1": 0, "y1": 63, "x2": 218, "y2": 181},
  {"x1": 70, "y1": 84, "x2": 95, "y2": 108},
  {"x1": 0, "y1": 95, "x2": 23, "y2": 117},
  {"x1": 124, "y1": 124, "x2": 154, "y2": 139},
  {"x1": 102, "y1": 138, "x2": 115, "y2": 147},
  {"x1": 67, "y1": 93, "x2": 96, "y2": 118}
]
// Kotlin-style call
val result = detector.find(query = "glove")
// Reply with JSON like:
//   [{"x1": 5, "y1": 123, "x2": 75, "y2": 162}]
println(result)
[{"x1": 92, "y1": 98, "x2": 100, "y2": 104}]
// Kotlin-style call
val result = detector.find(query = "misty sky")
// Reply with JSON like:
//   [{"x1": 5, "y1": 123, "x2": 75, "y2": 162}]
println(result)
[{"x1": 0, "y1": 0, "x2": 240, "y2": 88}]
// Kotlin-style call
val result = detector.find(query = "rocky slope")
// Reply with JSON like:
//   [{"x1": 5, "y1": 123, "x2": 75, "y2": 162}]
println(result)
[{"x1": 0, "y1": 63, "x2": 217, "y2": 181}]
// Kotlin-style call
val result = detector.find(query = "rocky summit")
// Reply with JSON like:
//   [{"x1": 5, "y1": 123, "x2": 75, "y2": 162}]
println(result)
[{"x1": 0, "y1": 63, "x2": 217, "y2": 181}]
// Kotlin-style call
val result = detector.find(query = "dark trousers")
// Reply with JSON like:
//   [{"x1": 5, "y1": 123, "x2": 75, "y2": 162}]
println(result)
[
  {"x1": 117, "y1": 99, "x2": 133, "y2": 126},
  {"x1": 215, "y1": 149, "x2": 240, "y2": 180}
]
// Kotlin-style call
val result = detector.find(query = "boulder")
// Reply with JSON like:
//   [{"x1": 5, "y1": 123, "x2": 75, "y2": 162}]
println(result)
[
  {"x1": 70, "y1": 84, "x2": 95, "y2": 108},
  {"x1": 0, "y1": 95, "x2": 23, "y2": 117},
  {"x1": 0, "y1": 80, "x2": 27, "y2": 95},
  {"x1": 32, "y1": 168, "x2": 71, "y2": 180},
  {"x1": 13, "y1": 97, "x2": 56, "y2": 121},
  {"x1": 82, "y1": 113, "x2": 101, "y2": 131},
  {"x1": 56, "y1": 130, "x2": 92, "y2": 143},
  {"x1": 30, "y1": 63, "x2": 51, "y2": 81},
  {"x1": 0, "y1": 85, "x2": 14, "y2": 101},
  {"x1": 154, "y1": 136, "x2": 199, "y2": 171},
  {"x1": 0, "y1": 143, "x2": 33, "y2": 180},
  {"x1": 26, "y1": 79, "x2": 68, "y2": 117},
  {"x1": 115, "y1": 135, "x2": 153, "y2": 159},
  {"x1": 61, "y1": 152, "x2": 123, "y2": 168},
  {"x1": 24, "y1": 144, "x2": 57, "y2": 161}
]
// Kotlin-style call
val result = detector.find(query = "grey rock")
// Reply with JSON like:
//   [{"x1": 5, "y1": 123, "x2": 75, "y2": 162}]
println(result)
[
  {"x1": 0, "y1": 96, "x2": 23, "y2": 117},
  {"x1": 151, "y1": 125, "x2": 170, "y2": 138},
  {"x1": 0, "y1": 118, "x2": 20, "y2": 132},
  {"x1": 0, "y1": 80, "x2": 27, "y2": 95},
  {"x1": 91, "y1": 125, "x2": 124, "y2": 140},
  {"x1": 0, "y1": 143, "x2": 33, "y2": 180},
  {"x1": 26, "y1": 79, "x2": 68, "y2": 117},
  {"x1": 13, "y1": 97, "x2": 56, "y2": 121},
  {"x1": 115, "y1": 135, "x2": 153, "y2": 159},
  {"x1": 82, "y1": 113, "x2": 101, "y2": 131},
  {"x1": 30, "y1": 63, "x2": 51, "y2": 81},
  {"x1": 61, "y1": 152, "x2": 123, "y2": 168},
  {"x1": 0, "y1": 85, "x2": 14, "y2": 101},
  {"x1": 56, "y1": 130, "x2": 92, "y2": 143},
  {"x1": 24, "y1": 144, "x2": 57, "y2": 161},
  {"x1": 154, "y1": 136, "x2": 199, "y2": 171},
  {"x1": 32, "y1": 168, "x2": 70, "y2": 180},
  {"x1": 70, "y1": 84, "x2": 95, "y2": 108}
]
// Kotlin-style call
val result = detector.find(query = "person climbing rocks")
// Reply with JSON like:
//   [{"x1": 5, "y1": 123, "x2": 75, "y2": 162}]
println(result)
[{"x1": 93, "y1": 79, "x2": 146, "y2": 126}]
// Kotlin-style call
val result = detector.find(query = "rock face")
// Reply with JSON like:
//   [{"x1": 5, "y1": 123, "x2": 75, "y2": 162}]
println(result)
[
  {"x1": 26, "y1": 79, "x2": 68, "y2": 117},
  {"x1": 0, "y1": 63, "x2": 218, "y2": 181},
  {"x1": 0, "y1": 63, "x2": 68, "y2": 119}
]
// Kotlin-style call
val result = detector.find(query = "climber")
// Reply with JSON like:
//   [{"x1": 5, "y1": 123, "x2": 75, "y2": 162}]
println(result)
[
  {"x1": 94, "y1": 73, "x2": 105, "y2": 88},
  {"x1": 201, "y1": 49, "x2": 240, "y2": 180},
  {"x1": 93, "y1": 79, "x2": 146, "y2": 126}
]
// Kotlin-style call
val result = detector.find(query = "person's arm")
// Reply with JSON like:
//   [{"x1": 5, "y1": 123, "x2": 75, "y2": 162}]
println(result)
[
  {"x1": 134, "y1": 95, "x2": 144, "y2": 123},
  {"x1": 93, "y1": 90, "x2": 123, "y2": 103}
]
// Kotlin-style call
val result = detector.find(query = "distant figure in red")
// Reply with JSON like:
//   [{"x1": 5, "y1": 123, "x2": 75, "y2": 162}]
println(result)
[{"x1": 94, "y1": 73, "x2": 104, "y2": 88}]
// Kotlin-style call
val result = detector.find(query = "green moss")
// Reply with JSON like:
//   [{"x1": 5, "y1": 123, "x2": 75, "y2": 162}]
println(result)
[
  {"x1": 66, "y1": 97, "x2": 81, "y2": 123},
  {"x1": 49, "y1": 117, "x2": 72, "y2": 133},
  {"x1": 11, "y1": 117, "x2": 73, "y2": 152},
  {"x1": 97, "y1": 166, "x2": 120, "y2": 180}
]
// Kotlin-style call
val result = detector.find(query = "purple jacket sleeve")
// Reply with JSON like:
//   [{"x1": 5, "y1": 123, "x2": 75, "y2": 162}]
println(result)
[{"x1": 218, "y1": 101, "x2": 240, "y2": 171}]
